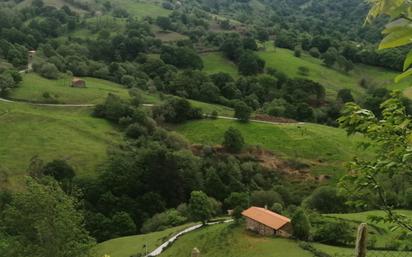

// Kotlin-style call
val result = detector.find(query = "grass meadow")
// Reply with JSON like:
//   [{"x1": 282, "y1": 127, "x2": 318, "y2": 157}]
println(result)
[
  {"x1": 95, "y1": 224, "x2": 195, "y2": 257},
  {"x1": 0, "y1": 101, "x2": 121, "y2": 189},
  {"x1": 174, "y1": 119, "x2": 370, "y2": 178},
  {"x1": 160, "y1": 223, "x2": 314, "y2": 257}
]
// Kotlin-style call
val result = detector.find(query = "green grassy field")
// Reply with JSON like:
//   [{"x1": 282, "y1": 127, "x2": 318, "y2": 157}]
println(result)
[
  {"x1": 201, "y1": 52, "x2": 239, "y2": 78},
  {"x1": 174, "y1": 119, "x2": 369, "y2": 178},
  {"x1": 257, "y1": 43, "x2": 412, "y2": 99},
  {"x1": 10, "y1": 73, "x2": 131, "y2": 104},
  {"x1": 325, "y1": 210, "x2": 412, "y2": 248},
  {"x1": 160, "y1": 223, "x2": 314, "y2": 257},
  {"x1": 95, "y1": 224, "x2": 194, "y2": 257},
  {"x1": 312, "y1": 243, "x2": 411, "y2": 257},
  {"x1": 111, "y1": 0, "x2": 171, "y2": 17},
  {"x1": 0, "y1": 101, "x2": 121, "y2": 189}
]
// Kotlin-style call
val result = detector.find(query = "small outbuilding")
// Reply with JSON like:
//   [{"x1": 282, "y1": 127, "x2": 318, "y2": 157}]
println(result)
[
  {"x1": 242, "y1": 206, "x2": 293, "y2": 237},
  {"x1": 71, "y1": 78, "x2": 86, "y2": 88}
]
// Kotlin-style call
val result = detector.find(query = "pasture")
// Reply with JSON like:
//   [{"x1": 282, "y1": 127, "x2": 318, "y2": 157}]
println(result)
[
  {"x1": 159, "y1": 223, "x2": 314, "y2": 257},
  {"x1": 95, "y1": 224, "x2": 194, "y2": 257},
  {"x1": 0, "y1": 101, "x2": 121, "y2": 189},
  {"x1": 174, "y1": 119, "x2": 370, "y2": 178}
]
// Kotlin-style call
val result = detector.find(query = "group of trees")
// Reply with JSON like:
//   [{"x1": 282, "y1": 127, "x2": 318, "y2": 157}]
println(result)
[{"x1": 0, "y1": 68, "x2": 21, "y2": 96}]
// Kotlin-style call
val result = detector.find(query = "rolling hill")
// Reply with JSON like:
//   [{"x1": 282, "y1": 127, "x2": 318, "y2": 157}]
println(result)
[
  {"x1": 159, "y1": 223, "x2": 314, "y2": 257},
  {"x1": 174, "y1": 119, "x2": 370, "y2": 179},
  {"x1": 95, "y1": 224, "x2": 195, "y2": 257},
  {"x1": 0, "y1": 101, "x2": 121, "y2": 189}
]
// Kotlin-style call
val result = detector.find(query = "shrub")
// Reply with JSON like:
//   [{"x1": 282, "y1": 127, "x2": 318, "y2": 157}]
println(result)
[
  {"x1": 233, "y1": 100, "x2": 252, "y2": 122},
  {"x1": 141, "y1": 209, "x2": 187, "y2": 233},
  {"x1": 292, "y1": 208, "x2": 311, "y2": 241},
  {"x1": 223, "y1": 127, "x2": 245, "y2": 153},
  {"x1": 39, "y1": 62, "x2": 59, "y2": 79}
]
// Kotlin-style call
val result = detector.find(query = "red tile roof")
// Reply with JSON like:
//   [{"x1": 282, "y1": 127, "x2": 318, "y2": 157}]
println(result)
[{"x1": 242, "y1": 206, "x2": 291, "y2": 230}]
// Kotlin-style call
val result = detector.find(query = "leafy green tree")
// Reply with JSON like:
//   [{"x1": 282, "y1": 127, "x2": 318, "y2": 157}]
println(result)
[
  {"x1": 304, "y1": 186, "x2": 347, "y2": 213},
  {"x1": 0, "y1": 178, "x2": 95, "y2": 257},
  {"x1": 39, "y1": 63, "x2": 59, "y2": 79},
  {"x1": 339, "y1": 92, "x2": 412, "y2": 231},
  {"x1": 223, "y1": 127, "x2": 245, "y2": 153},
  {"x1": 188, "y1": 191, "x2": 213, "y2": 225},
  {"x1": 224, "y1": 192, "x2": 249, "y2": 220},
  {"x1": 251, "y1": 190, "x2": 284, "y2": 208},
  {"x1": 111, "y1": 211, "x2": 136, "y2": 236},
  {"x1": 322, "y1": 48, "x2": 337, "y2": 67},
  {"x1": 291, "y1": 208, "x2": 311, "y2": 241},
  {"x1": 233, "y1": 100, "x2": 252, "y2": 122},
  {"x1": 337, "y1": 89, "x2": 354, "y2": 103},
  {"x1": 238, "y1": 50, "x2": 265, "y2": 76},
  {"x1": 313, "y1": 220, "x2": 354, "y2": 245}
]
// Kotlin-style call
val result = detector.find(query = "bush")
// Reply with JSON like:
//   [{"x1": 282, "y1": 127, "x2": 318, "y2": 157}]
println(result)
[
  {"x1": 292, "y1": 208, "x2": 311, "y2": 241},
  {"x1": 141, "y1": 209, "x2": 187, "y2": 233},
  {"x1": 298, "y1": 66, "x2": 309, "y2": 76},
  {"x1": 304, "y1": 186, "x2": 347, "y2": 213},
  {"x1": 39, "y1": 62, "x2": 59, "y2": 79},
  {"x1": 294, "y1": 47, "x2": 302, "y2": 57},
  {"x1": 309, "y1": 47, "x2": 320, "y2": 58},
  {"x1": 313, "y1": 220, "x2": 354, "y2": 245},
  {"x1": 251, "y1": 190, "x2": 284, "y2": 207},
  {"x1": 233, "y1": 100, "x2": 252, "y2": 122},
  {"x1": 223, "y1": 127, "x2": 245, "y2": 153}
]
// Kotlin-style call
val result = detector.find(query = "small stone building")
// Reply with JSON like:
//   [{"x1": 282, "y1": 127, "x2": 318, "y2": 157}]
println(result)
[
  {"x1": 242, "y1": 206, "x2": 293, "y2": 237},
  {"x1": 71, "y1": 78, "x2": 86, "y2": 88}
]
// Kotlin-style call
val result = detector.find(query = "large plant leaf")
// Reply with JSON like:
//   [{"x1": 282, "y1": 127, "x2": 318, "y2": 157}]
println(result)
[
  {"x1": 379, "y1": 27, "x2": 412, "y2": 49},
  {"x1": 395, "y1": 68, "x2": 412, "y2": 83}
]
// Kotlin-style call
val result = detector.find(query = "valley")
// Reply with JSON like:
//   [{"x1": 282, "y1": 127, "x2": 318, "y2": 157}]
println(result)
[{"x1": 0, "y1": 0, "x2": 412, "y2": 256}]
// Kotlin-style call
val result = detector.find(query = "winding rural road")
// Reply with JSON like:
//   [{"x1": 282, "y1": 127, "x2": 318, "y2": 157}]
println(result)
[
  {"x1": 0, "y1": 97, "x2": 304, "y2": 125},
  {"x1": 145, "y1": 219, "x2": 233, "y2": 257}
]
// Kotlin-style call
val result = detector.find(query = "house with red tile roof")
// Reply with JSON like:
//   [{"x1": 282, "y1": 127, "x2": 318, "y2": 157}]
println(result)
[{"x1": 242, "y1": 206, "x2": 293, "y2": 237}]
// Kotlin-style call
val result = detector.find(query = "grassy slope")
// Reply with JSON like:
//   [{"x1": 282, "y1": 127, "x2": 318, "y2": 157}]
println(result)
[
  {"x1": 10, "y1": 73, "x2": 131, "y2": 104},
  {"x1": 0, "y1": 101, "x2": 121, "y2": 188},
  {"x1": 201, "y1": 52, "x2": 239, "y2": 78},
  {"x1": 174, "y1": 119, "x2": 368, "y2": 178},
  {"x1": 313, "y1": 243, "x2": 410, "y2": 257},
  {"x1": 324, "y1": 210, "x2": 412, "y2": 248},
  {"x1": 111, "y1": 0, "x2": 170, "y2": 17},
  {"x1": 258, "y1": 44, "x2": 412, "y2": 99},
  {"x1": 95, "y1": 224, "x2": 194, "y2": 257},
  {"x1": 160, "y1": 223, "x2": 313, "y2": 257}
]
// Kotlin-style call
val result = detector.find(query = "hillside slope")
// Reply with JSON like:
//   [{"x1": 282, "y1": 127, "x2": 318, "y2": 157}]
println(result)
[
  {"x1": 174, "y1": 119, "x2": 370, "y2": 179},
  {"x1": 159, "y1": 223, "x2": 313, "y2": 257},
  {"x1": 0, "y1": 101, "x2": 121, "y2": 188}
]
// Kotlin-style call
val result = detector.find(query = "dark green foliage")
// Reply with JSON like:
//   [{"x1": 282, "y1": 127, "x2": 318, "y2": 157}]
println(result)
[
  {"x1": 233, "y1": 100, "x2": 252, "y2": 122},
  {"x1": 291, "y1": 208, "x2": 311, "y2": 241},
  {"x1": 141, "y1": 209, "x2": 188, "y2": 233},
  {"x1": 153, "y1": 97, "x2": 203, "y2": 123},
  {"x1": 250, "y1": 190, "x2": 284, "y2": 208},
  {"x1": 313, "y1": 220, "x2": 355, "y2": 245},
  {"x1": 223, "y1": 127, "x2": 245, "y2": 153},
  {"x1": 337, "y1": 89, "x2": 354, "y2": 103},
  {"x1": 238, "y1": 50, "x2": 265, "y2": 76},
  {"x1": 0, "y1": 179, "x2": 95, "y2": 257},
  {"x1": 304, "y1": 186, "x2": 347, "y2": 213},
  {"x1": 42, "y1": 159, "x2": 75, "y2": 182},
  {"x1": 189, "y1": 191, "x2": 214, "y2": 225},
  {"x1": 93, "y1": 94, "x2": 134, "y2": 123},
  {"x1": 160, "y1": 46, "x2": 203, "y2": 70}
]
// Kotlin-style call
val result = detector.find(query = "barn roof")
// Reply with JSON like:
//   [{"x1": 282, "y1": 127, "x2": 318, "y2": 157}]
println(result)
[
  {"x1": 242, "y1": 206, "x2": 291, "y2": 230},
  {"x1": 72, "y1": 77, "x2": 84, "y2": 82}
]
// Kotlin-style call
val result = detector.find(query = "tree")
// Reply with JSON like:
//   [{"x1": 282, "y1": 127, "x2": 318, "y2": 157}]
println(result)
[
  {"x1": 238, "y1": 51, "x2": 265, "y2": 76},
  {"x1": 156, "y1": 16, "x2": 173, "y2": 31},
  {"x1": 322, "y1": 48, "x2": 337, "y2": 67},
  {"x1": 304, "y1": 186, "x2": 347, "y2": 213},
  {"x1": 223, "y1": 127, "x2": 245, "y2": 153},
  {"x1": 224, "y1": 192, "x2": 249, "y2": 220},
  {"x1": 42, "y1": 159, "x2": 75, "y2": 182},
  {"x1": 291, "y1": 208, "x2": 311, "y2": 241},
  {"x1": 0, "y1": 178, "x2": 95, "y2": 257},
  {"x1": 251, "y1": 190, "x2": 284, "y2": 208},
  {"x1": 337, "y1": 89, "x2": 354, "y2": 103},
  {"x1": 111, "y1": 211, "x2": 136, "y2": 236},
  {"x1": 233, "y1": 100, "x2": 252, "y2": 122},
  {"x1": 188, "y1": 191, "x2": 213, "y2": 225},
  {"x1": 339, "y1": 92, "x2": 412, "y2": 232}
]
